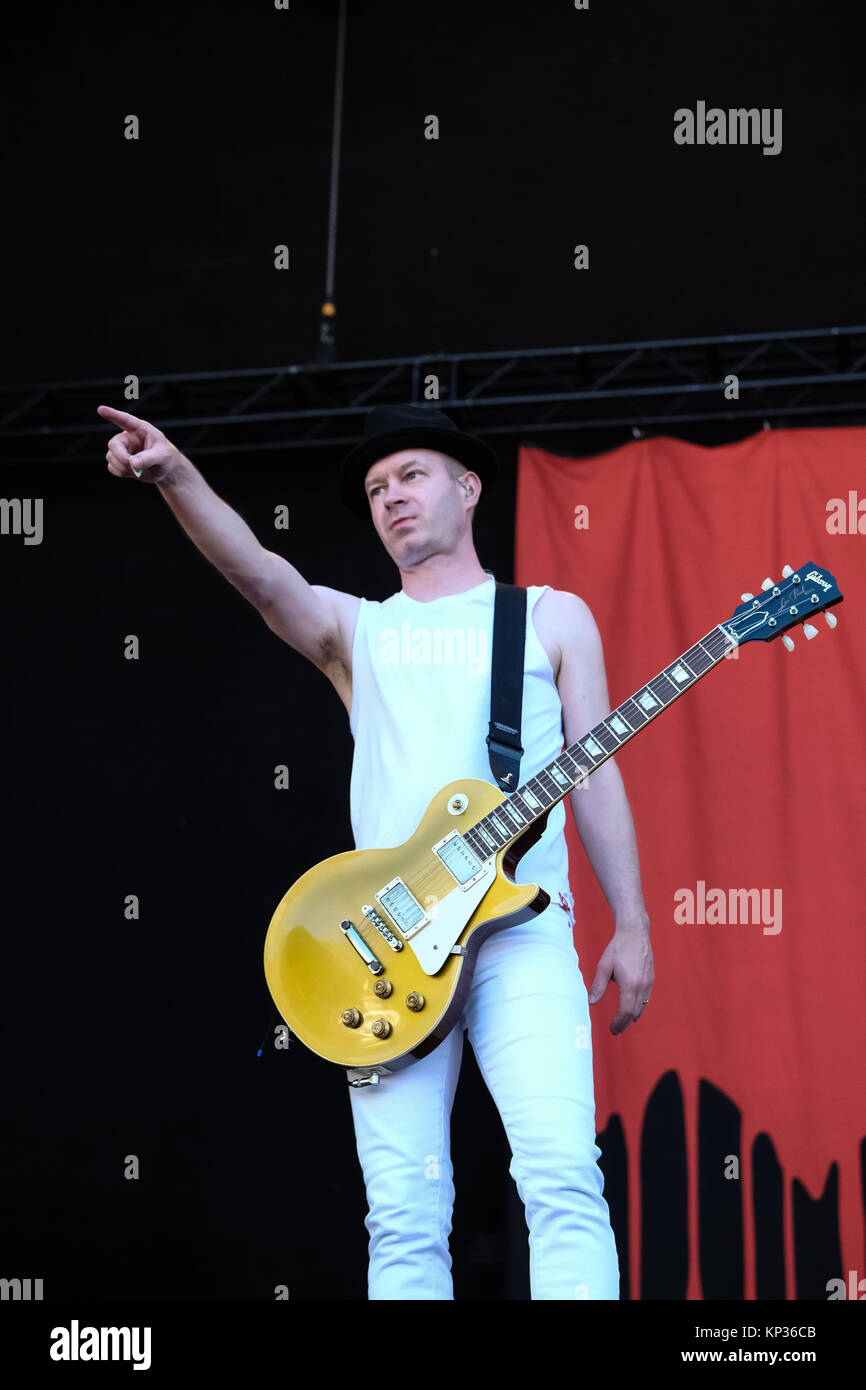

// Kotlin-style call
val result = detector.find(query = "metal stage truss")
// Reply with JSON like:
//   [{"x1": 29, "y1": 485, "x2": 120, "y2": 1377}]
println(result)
[{"x1": 2, "y1": 325, "x2": 866, "y2": 467}]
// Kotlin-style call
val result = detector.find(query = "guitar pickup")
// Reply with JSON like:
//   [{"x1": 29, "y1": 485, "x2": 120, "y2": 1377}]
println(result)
[
  {"x1": 374, "y1": 878, "x2": 429, "y2": 941},
  {"x1": 432, "y1": 830, "x2": 487, "y2": 889}
]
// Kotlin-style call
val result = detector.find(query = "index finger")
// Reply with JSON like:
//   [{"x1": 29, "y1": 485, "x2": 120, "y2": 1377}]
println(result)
[{"x1": 97, "y1": 404, "x2": 147, "y2": 429}]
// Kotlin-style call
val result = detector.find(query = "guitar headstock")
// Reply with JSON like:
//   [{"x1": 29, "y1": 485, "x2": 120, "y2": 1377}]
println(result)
[{"x1": 725, "y1": 563, "x2": 843, "y2": 649}]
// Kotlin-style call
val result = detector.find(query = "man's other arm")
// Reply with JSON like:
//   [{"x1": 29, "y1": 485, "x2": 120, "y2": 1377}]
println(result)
[{"x1": 552, "y1": 590, "x2": 654, "y2": 1034}]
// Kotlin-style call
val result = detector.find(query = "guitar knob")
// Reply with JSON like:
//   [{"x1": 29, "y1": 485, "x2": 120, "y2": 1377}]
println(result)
[
  {"x1": 371, "y1": 1018, "x2": 392, "y2": 1038},
  {"x1": 741, "y1": 593, "x2": 754, "y2": 602},
  {"x1": 781, "y1": 635, "x2": 795, "y2": 651},
  {"x1": 761, "y1": 577, "x2": 774, "y2": 590},
  {"x1": 406, "y1": 992, "x2": 426, "y2": 1012},
  {"x1": 782, "y1": 564, "x2": 793, "y2": 577},
  {"x1": 373, "y1": 979, "x2": 393, "y2": 998},
  {"x1": 341, "y1": 1008, "x2": 361, "y2": 1028},
  {"x1": 825, "y1": 612, "x2": 837, "y2": 628},
  {"x1": 803, "y1": 623, "x2": 818, "y2": 639}
]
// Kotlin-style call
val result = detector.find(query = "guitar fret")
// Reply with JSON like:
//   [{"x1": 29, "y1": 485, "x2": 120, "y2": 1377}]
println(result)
[
  {"x1": 468, "y1": 825, "x2": 483, "y2": 851},
  {"x1": 698, "y1": 631, "x2": 733, "y2": 665},
  {"x1": 589, "y1": 723, "x2": 619, "y2": 755},
  {"x1": 577, "y1": 735, "x2": 605, "y2": 763},
  {"x1": 486, "y1": 816, "x2": 508, "y2": 845},
  {"x1": 520, "y1": 783, "x2": 539, "y2": 811},
  {"x1": 558, "y1": 750, "x2": 586, "y2": 783},
  {"x1": 603, "y1": 713, "x2": 631, "y2": 741},
  {"x1": 464, "y1": 829, "x2": 485, "y2": 859},
  {"x1": 635, "y1": 685, "x2": 664, "y2": 713},
  {"x1": 694, "y1": 639, "x2": 720, "y2": 669},
  {"x1": 527, "y1": 778, "x2": 553, "y2": 808},
  {"x1": 619, "y1": 696, "x2": 649, "y2": 728},
  {"x1": 611, "y1": 706, "x2": 638, "y2": 734},
  {"x1": 475, "y1": 823, "x2": 500, "y2": 852},
  {"x1": 648, "y1": 672, "x2": 678, "y2": 701},
  {"x1": 665, "y1": 658, "x2": 695, "y2": 689},
  {"x1": 560, "y1": 748, "x2": 592, "y2": 781},
  {"x1": 519, "y1": 786, "x2": 544, "y2": 810},
  {"x1": 549, "y1": 759, "x2": 573, "y2": 788}
]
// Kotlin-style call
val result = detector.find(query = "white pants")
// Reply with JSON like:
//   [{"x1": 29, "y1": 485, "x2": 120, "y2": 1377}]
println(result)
[{"x1": 346, "y1": 901, "x2": 620, "y2": 1299}]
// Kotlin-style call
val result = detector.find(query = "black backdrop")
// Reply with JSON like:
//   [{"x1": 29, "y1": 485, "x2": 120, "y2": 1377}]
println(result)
[
  {"x1": 4, "y1": 0, "x2": 866, "y2": 1303},
  {"x1": 5, "y1": 0, "x2": 866, "y2": 383}
]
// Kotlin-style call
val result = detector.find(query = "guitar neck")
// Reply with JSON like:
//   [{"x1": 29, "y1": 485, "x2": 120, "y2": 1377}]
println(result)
[{"x1": 463, "y1": 621, "x2": 737, "y2": 860}]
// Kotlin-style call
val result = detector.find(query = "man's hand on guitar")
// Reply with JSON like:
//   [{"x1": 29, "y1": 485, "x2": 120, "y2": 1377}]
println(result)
[{"x1": 588, "y1": 911, "x2": 654, "y2": 1035}]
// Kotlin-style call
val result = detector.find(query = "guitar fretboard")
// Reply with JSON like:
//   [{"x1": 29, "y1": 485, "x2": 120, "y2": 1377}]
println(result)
[{"x1": 463, "y1": 622, "x2": 736, "y2": 862}]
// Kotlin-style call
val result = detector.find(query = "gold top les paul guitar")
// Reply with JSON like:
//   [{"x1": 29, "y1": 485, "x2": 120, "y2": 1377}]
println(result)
[{"x1": 264, "y1": 562, "x2": 842, "y2": 1078}]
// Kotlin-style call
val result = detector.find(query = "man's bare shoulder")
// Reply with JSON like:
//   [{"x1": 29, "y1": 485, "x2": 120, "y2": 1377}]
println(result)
[
  {"x1": 536, "y1": 585, "x2": 597, "y2": 628},
  {"x1": 533, "y1": 586, "x2": 600, "y2": 676},
  {"x1": 534, "y1": 587, "x2": 611, "y2": 744},
  {"x1": 309, "y1": 584, "x2": 362, "y2": 621}
]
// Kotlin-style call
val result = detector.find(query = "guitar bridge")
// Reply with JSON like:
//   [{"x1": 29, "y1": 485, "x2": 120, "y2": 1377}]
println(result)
[{"x1": 362, "y1": 904, "x2": 404, "y2": 951}]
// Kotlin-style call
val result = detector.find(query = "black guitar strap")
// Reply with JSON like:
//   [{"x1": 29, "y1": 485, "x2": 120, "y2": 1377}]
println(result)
[{"x1": 487, "y1": 580, "x2": 527, "y2": 792}]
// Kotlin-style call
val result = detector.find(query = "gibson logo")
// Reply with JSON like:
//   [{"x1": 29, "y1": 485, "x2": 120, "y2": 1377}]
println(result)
[{"x1": 805, "y1": 569, "x2": 831, "y2": 591}]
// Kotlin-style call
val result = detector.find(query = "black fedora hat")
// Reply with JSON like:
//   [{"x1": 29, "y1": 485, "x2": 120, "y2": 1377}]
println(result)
[{"x1": 339, "y1": 403, "x2": 499, "y2": 519}]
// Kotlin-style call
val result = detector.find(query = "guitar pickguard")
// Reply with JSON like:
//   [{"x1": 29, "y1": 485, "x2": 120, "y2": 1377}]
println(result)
[{"x1": 389, "y1": 858, "x2": 498, "y2": 974}]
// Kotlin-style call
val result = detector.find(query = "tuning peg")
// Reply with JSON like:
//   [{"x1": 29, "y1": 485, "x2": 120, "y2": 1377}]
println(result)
[
  {"x1": 782, "y1": 564, "x2": 793, "y2": 577},
  {"x1": 761, "y1": 577, "x2": 774, "y2": 590},
  {"x1": 802, "y1": 623, "x2": 818, "y2": 639},
  {"x1": 781, "y1": 634, "x2": 795, "y2": 651},
  {"x1": 741, "y1": 592, "x2": 754, "y2": 602},
  {"x1": 825, "y1": 611, "x2": 837, "y2": 629}
]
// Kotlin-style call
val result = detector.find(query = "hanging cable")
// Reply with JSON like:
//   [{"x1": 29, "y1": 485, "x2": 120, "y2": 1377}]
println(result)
[{"x1": 318, "y1": 0, "x2": 348, "y2": 361}]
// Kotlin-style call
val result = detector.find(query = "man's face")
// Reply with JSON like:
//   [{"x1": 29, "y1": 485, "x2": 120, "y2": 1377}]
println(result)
[{"x1": 364, "y1": 448, "x2": 476, "y2": 565}]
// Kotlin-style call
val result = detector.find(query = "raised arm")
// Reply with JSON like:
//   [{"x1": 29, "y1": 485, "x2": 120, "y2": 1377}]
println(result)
[{"x1": 97, "y1": 404, "x2": 359, "y2": 685}]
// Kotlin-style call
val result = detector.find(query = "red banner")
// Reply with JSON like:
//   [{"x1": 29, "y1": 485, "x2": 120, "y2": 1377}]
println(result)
[{"x1": 515, "y1": 427, "x2": 866, "y2": 1299}]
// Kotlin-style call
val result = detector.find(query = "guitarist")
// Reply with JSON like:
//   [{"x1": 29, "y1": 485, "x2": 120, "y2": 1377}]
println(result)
[{"x1": 98, "y1": 399, "x2": 654, "y2": 1300}]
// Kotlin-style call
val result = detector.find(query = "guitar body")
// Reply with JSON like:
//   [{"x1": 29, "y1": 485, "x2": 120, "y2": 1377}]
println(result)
[{"x1": 263, "y1": 778, "x2": 551, "y2": 1072}]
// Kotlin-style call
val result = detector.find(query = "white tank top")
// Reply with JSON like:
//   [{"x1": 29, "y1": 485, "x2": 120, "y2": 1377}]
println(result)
[{"x1": 348, "y1": 574, "x2": 574, "y2": 921}]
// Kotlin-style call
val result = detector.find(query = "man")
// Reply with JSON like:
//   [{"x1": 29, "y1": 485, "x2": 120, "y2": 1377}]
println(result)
[{"x1": 98, "y1": 399, "x2": 654, "y2": 1300}]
